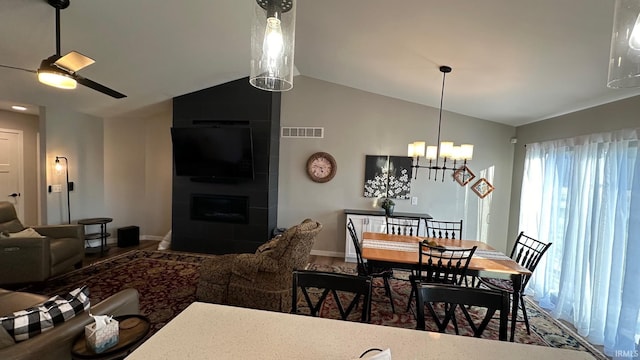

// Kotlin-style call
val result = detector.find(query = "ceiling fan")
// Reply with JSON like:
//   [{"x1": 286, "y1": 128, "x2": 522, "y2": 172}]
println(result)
[{"x1": 0, "y1": 0, "x2": 126, "y2": 99}]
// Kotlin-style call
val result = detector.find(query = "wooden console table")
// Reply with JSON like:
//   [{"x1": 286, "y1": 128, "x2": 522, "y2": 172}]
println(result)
[{"x1": 78, "y1": 217, "x2": 113, "y2": 255}]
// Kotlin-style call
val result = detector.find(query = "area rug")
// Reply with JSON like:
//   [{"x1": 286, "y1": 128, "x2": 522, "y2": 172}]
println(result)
[
  {"x1": 19, "y1": 249, "x2": 211, "y2": 335},
  {"x1": 19, "y1": 250, "x2": 607, "y2": 359}
]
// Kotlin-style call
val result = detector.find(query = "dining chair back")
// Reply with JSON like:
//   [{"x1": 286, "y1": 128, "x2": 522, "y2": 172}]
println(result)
[
  {"x1": 385, "y1": 216, "x2": 420, "y2": 236},
  {"x1": 347, "y1": 218, "x2": 368, "y2": 276},
  {"x1": 347, "y1": 218, "x2": 395, "y2": 313},
  {"x1": 416, "y1": 283, "x2": 510, "y2": 341},
  {"x1": 291, "y1": 270, "x2": 372, "y2": 323},
  {"x1": 415, "y1": 242, "x2": 477, "y2": 285},
  {"x1": 425, "y1": 219, "x2": 463, "y2": 239},
  {"x1": 407, "y1": 242, "x2": 477, "y2": 312},
  {"x1": 478, "y1": 231, "x2": 552, "y2": 336},
  {"x1": 509, "y1": 231, "x2": 552, "y2": 287}
]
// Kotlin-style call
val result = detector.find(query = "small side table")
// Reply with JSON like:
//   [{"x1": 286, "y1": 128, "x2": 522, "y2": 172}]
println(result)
[
  {"x1": 78, "y1": 217, "x2": 113, "y2": 255},
  {"x1": 71, "y1": 314, "x2": 151, "y2": 360}
]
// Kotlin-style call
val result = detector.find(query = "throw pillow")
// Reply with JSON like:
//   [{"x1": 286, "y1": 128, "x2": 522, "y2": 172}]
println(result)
[
  {"x1": 0, "y1": 326, "x2": 15, "y2": 349},
  {"x1": 0, "y1": 286, "x2": 90, "y2": 342},
  {"x1": 6, "y1": 228, "x2": 45, "y2": 238}
]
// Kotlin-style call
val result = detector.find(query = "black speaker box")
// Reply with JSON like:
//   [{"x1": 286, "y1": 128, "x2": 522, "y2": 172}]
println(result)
[{"x1": 117, "y1": 226, "x2": 140, "y2": 247}]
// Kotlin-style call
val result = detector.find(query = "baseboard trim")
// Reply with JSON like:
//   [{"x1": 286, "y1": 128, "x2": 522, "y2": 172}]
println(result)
[
  {"x1": 310, "y1": 249, "x2": 343, "y2": 258},
  {"x1": 92, "y1": 234, "x2": 162, "y2": 247}
]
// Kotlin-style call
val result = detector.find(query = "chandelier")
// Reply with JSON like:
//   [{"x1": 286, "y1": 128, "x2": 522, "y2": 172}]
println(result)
[{"x1": 407, "y1": 66, "x2": 474, "y2": 181}]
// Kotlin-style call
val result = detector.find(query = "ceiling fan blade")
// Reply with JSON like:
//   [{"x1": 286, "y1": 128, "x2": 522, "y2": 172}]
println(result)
[
  {"x1": 55, "y1": 51, "x2": 95, "y2": 72},
  {"x1": 0, "y1": 64, "x2": 36, "y2": 74},
  {"x1": 75, "y1": 75, "x2": 126, "y2": 99}
]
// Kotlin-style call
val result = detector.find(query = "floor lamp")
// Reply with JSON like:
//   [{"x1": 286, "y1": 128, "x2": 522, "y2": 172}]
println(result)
[{"x1": 55, "y1": 156, "x2": 70, "y2": 224}]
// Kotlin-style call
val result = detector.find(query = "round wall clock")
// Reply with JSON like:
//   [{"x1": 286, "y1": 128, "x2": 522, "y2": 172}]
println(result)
[{"x1": 306, "y1": 152, "x2": 337, "y2": 183}]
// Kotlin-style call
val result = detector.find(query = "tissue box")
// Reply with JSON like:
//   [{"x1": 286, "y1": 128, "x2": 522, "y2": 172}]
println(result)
[{"x1": 85, "y1": 319, "x2": 119, "y2": 353}]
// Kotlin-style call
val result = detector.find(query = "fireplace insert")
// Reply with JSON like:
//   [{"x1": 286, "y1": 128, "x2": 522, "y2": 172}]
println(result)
[{"x1": 190, "y1": 194, "x2": 249, "y2": 224}]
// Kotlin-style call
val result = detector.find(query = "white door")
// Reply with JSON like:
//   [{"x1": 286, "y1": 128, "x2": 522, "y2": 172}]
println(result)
[{"x1": 0, "y1": 128, "x2": 24, "y2": 220}]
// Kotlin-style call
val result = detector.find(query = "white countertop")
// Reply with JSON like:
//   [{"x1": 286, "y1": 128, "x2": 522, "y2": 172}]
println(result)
[{"x1": 126, "y1": 302, "x2": 596, "y2": 360}]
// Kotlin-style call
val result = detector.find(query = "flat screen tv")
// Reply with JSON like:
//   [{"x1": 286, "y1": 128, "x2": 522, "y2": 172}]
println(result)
[{"x1": 171, "y1": 126, "x2": 255, "y2": 180}]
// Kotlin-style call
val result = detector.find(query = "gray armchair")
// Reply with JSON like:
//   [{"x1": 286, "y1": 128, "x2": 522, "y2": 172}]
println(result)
[{"x1": 0, "y1": 201, "x2": 84, "y2": 285}]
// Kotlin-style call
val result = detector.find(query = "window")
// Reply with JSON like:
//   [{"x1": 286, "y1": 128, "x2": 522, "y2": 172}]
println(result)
[{"x1": 520, "y1": 129, "x2": 640, "y2": 357}]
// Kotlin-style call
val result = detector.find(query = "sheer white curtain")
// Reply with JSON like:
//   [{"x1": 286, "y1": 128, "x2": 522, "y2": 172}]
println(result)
[{"x1": 520, "y1": 128, "x2": 640, "y2": 358}]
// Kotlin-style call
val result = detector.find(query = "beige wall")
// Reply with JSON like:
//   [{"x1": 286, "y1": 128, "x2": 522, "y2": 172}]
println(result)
[
  {"x1": 104, "y1": 101, "x2": 173, "y2": 237},
  {"x1": 0, "y1": 110, "x2": 39, "y2": 224},
  {"x1": 508, "y1": 95, "x2": 640, "y2": 250},
  {"x1": 280, "y1": 76, "x2": 516, "y2": 255},
  {"x1": 1, "y1": 102, "x2": 173, "y2": 239},
  {"x1": 42, "y1": 107, "x2": 105, "y2": 225}
]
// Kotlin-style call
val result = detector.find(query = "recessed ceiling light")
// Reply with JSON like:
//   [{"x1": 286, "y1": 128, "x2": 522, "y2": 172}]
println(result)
[{"x1": 11, "y1": 105, "x2": 27, "y2": 111}]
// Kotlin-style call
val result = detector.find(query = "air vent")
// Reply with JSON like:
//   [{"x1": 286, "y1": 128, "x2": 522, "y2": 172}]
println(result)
[{"x1": 281, "y1": 127, "x2": 324, "y2": 138}]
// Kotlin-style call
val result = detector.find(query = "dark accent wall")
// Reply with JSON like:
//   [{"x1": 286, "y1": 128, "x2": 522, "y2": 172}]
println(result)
[{"x1": 171, "y1": 77, "x2": 280, "y2": 254}]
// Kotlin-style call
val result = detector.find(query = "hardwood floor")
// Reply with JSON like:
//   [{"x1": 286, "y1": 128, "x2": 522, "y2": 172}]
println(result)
[
  {"x1": 81, "y1": 240, "x2": 161, "y2": 267},
  {"x1": 307, "y1": 254, "x2": 348, "y2": 267}
]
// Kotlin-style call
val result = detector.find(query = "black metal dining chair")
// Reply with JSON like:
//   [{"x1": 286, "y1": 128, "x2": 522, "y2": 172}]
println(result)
[
  {"x1": 425, "y1": 219, "x2": 463, "y2": 239},
  {"x1": 415, "y1": 283, "x2": 510, "y2": 341},
  {"x1": 291, "y1": 269, "x2": 372, "y2": 323},
  {"x1": 385, "y1": 216, "x2": 420, "y2": 236},
  {"x1": 477, "y1": 231, "x2": 552, "y2": 336},
  {"x1": 424, "y1": 219, "x2": 471, "y2": 286},
  {"x1": 407, "y1": 242, "x2": 477, "y2": 314},
  {"x1": 348, "y1": 218, "x2": 396, "y2": 313}
]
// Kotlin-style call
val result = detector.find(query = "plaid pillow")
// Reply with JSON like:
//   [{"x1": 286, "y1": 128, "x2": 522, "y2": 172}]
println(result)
[{"x1": 0, "y1": 286, "x2": 90, "y2": 342}]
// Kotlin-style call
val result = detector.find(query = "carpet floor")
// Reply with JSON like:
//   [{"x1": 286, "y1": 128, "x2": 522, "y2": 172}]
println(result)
[{"x1": 19, "y1": 250, "x2": 607, "y2": 359}]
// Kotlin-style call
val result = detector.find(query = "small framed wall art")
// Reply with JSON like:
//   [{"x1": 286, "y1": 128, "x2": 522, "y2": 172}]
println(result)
[
  {"x1": 453, "y1": 166, "x2": 475, "y2": 186},
  {"x1": 471, "y1": 178, "x2": 495, "y2": 199}
]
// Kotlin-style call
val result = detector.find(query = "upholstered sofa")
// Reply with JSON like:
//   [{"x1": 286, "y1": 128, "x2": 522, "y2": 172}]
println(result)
[
  {"x1": 0, "y1": 201, "x2": 85, "y2": 285},
  {"x1": 196, "y1": 219, "x2": 322, "y2": 312},
  {"x1": 0, "y1": 287, "x2": 140, "y2": 360}
]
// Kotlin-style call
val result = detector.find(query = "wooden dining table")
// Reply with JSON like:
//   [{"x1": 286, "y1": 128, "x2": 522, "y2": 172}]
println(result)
[{"x1": 360, "y1": 231, "x2": 532, "y2": 342}]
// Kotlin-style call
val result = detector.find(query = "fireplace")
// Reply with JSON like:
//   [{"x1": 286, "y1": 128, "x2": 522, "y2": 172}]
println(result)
[
  {"x1": 171, "y1": 77, "x2": 279, "y2": 254},
  {"x1": 191, "y1": 194, "x2": 249, "y2": 224}
]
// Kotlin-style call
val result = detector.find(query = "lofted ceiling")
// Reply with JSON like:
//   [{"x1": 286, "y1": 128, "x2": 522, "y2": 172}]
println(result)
[{"x1": 1, "y1": 0, "x2": 639, "y2": 126}]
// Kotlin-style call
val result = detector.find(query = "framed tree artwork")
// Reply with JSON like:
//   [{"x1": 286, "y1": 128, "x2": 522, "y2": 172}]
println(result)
[
  {"x1": 363, "y1": 155, "x2": 413, "y2": 199},
  {"x1": 363, "y1": 155, "x2": 389, "y2": 198},
  {"x1": 453, "y1": 166, "x2": 475, "y2": 186},
  {"x1": 471, "y1": 178, "x2": 495, "y2": 199}
]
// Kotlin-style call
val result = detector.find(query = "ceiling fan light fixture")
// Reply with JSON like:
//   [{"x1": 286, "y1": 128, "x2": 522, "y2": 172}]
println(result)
[
  {"x1": 37, "y1": 68, "x2": 77, "y2": 90},
  {"x1": 249, "y1": 0, "x2": 296, "y2": 92}
]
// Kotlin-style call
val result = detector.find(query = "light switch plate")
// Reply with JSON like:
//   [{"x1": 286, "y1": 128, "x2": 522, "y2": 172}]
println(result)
[{"x1": 411, "y1": 197, "x2": 418, "y2": 205}]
